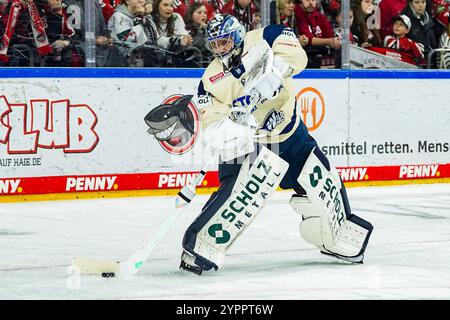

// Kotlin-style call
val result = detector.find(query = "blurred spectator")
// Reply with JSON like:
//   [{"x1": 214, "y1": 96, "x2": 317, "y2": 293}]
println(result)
[
  {"x1": 295, "y1": 0, "x2": 341, "y2": 68},
  {"x1": 428, "y1": 0, "x2": 449, "y2": 17},
  {"x1": 65, "y1": 0, "x2": 114, "y2": 67},
  {"x1": 173, "y1": 0, "x2": 188, "y2": 17},
  {"x1": 401, "y1": 0, "x2": 438, "y2": 65},
  {"x1": 0, "y1": 0, "x2": 8, "y2": 17},
  {"x1": 200, "y1": 0, "x2": 225, "y2": 20},
  {"x1": 351, "y1": 0, "x2": 382, "y2": 47},
  {"x1": 436, "y1": 6, "x2": 449, "y2": 68},
  {"x1": 252, "y1": 8, "x2": 261, "y2": 29},
  {"x1": 152, "y1": 0, "x2": 203, "y2": 66},
  {"x1": 379, "y1": 0, "x2": 408, "y2": 39},
  {"x1": 106, "y1": 0, "x2": 122, "y2": 6},
  {"x1": 109, "y1": 0, "x2": 162, "y2": 66},
  {"x1": 0, "y1": 0, "x2": 52, "y2": 66},
  {"x1": 221, "y1": 0, "x2": 259, "y2": 31},
  {"x1": 295, "y1": 0, "x2": 340, "y2": 48},
  {"x1": 152, "y1": 0, "x2": 192, "y2": 47},
  {"x1": 329, "y1": 0, "x2": 357, "y2": 43},
  {"x1": 328, "y1": 0, "x2": 356, "y2": 68},
  {"x1": 40, "y1": 0, "x2": 76, "y2": 66},
  {"x1": 432, "y1": 2, "x2": 449, "y2": 39},
  {"x1": 184, "y1": 2, "x2": 211, "y2": 65},
  {"x1": 271, "y1": 0, "x2": 308, "y2": 45},
  {"x1": 320, "y1": 0, "x2": 331, "y2": 14},
  {"x1": 271, "y1": 0, "x2": 297, "y2": 30},
  {"x1": 174, "y1": 0, "x2": 224, "y2": 20},
  {"x1": 98, "y1": 0, "x2": 116, "y2": 22},
  {"x1": 141, "y1": 0, "x2": 160, "y2": 45},
  {"x1": 109, "y1": 0, "x2": 158, "y2": 47},
  {"x1": 384, "y1": 14, "x2": 424, "y2": 65}
]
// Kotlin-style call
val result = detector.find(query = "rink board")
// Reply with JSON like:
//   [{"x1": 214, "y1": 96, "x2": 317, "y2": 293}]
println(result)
[{"x1": 0, "y1": 69, "x2": 449, "y2": 199}]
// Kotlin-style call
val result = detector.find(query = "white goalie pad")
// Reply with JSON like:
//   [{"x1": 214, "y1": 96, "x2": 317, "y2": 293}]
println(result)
[
  {"x1": 289, "y1": 194, "x2": 322, "y2": 247},
  {"x1": 193, "y1": 146, "x2": 289, "y2": 268},
  {"x1": 295, "y1": 148, "x2": 373, "y2": 259},
  {"x1": 290, "y1": 194, "x2": 372, "y2": 259}
]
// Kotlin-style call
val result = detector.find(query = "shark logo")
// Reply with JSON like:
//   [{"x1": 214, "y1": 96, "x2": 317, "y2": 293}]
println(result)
[{"x1": 144, "y1": 95, "x2": 200, "y2": 155}]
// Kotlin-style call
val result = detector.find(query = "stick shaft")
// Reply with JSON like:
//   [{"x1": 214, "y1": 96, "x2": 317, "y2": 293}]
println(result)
[{"x1": 121, "y1": 162, "x2": 212, "y2": 275}]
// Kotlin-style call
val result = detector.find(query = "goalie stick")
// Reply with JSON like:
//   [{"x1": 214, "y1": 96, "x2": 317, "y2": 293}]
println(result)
[
  {"x1": 72, "y1": 44, "x2": 274, "y2": 278},
  {"x1": 71, "y1": 160, "x2": 214, "y2": 278}
]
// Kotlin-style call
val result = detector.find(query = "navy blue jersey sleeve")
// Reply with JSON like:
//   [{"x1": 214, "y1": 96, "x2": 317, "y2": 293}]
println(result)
[
  {"x1": 197, "y1": 80, "x2": 207, "y2": 96},
  {"x1": 263, "y1": 24, "x2": 288, "y2": 47}
]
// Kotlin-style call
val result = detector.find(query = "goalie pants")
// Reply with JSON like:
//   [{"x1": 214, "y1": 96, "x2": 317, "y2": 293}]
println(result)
[{"x1": 182, "y1": 121, "x2": 323, "y2": 270}]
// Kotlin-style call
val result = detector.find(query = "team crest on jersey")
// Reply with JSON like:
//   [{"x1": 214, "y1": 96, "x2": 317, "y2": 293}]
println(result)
[{"x1": 261, "y1": 109, "x2": 285, "y2": 132}]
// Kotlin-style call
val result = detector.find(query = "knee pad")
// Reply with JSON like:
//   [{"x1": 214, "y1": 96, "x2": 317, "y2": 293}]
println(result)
[{"x1": 289, "y1": 194, "x2": 322, "y2": 248}]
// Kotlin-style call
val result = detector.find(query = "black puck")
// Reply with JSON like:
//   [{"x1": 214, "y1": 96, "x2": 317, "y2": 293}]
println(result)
[{"x1": 101, "y1": 272, "x2": 115, "y2": 278}]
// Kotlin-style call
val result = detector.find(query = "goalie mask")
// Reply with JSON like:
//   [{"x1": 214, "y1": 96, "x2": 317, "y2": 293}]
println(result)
[{"x1": 205, "y1": 14, "x2": 246, "y2": 71}]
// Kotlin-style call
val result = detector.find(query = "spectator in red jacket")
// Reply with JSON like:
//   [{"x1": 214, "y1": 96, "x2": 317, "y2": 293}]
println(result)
[
  {"x1": 295, "y1": 0, "x2": 341, "y2": 68},
  {"x1": 384, "y1": 14, "x2": 424, "y2": 64},
  {"x1": 295, "y1": 0, "x2": 341, "y2": 48},
  {"x1": 378, "y1": 0, "x2": 408, "y2": 39},
  {"x1": 430, "y1": 2, "x2": 449, "y2": 42},
  {"x1": 220, "y1": 0, "x2": 259, "y2": 31}
]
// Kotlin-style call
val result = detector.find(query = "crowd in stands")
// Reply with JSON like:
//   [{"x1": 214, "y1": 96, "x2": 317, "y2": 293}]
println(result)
[{"x1": 0, "y1": 0, "x2": 449, "y2": 68}]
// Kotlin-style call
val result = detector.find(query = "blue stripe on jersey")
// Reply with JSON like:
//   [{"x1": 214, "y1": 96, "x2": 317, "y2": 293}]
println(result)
[{"x1": 263, "y1": 24, "x2": 286, "y2": 47}]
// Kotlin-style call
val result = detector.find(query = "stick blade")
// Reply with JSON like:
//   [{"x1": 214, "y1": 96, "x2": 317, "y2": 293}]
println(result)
[{"x1": 72, "y1": 256, "x2": 120, "y2": 276}]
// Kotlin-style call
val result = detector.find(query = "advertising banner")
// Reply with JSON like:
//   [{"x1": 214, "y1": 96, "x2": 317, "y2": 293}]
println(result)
[{"x1": 1, "y1": 71, "x2": 449, "y2": 198}]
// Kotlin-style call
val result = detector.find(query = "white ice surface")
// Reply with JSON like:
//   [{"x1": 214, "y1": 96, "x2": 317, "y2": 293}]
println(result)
[{"x1": 1, "y1": 183, "x2": 449, "y2": 300}]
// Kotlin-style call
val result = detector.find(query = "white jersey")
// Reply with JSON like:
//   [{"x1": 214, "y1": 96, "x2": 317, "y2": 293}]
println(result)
[{"x1": 198, "y1": 25, "x2": 308, "y2": 144}]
